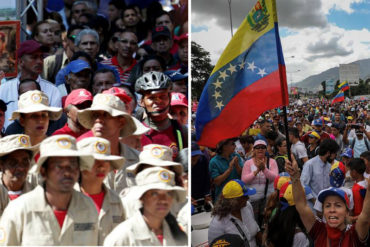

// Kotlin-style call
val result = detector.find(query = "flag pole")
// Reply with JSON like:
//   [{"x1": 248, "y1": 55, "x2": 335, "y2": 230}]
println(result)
[
  {"x1": 228, "y1": 0, "x2": 233, "y2": 37},
  {"x1": 282, "y1": 106, "x2": 292, "y2": 161}
]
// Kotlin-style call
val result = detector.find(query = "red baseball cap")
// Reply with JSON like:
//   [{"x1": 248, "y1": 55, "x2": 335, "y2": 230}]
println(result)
[
  {"x1": 102, "y1": 87, "x2": 132, "y2": 104},
  {"x1": 64, "y1": 89, "x2": 93, "y2": 108},
  {"x1": 170, "y1": 92, "x2": 188, "y2": 107},
  {"x1": 17, "y1": 40, "x2": 47, "y2": 58},
  {"x1": 178, "y1": 33, "x2": 188, "y2": 43}
]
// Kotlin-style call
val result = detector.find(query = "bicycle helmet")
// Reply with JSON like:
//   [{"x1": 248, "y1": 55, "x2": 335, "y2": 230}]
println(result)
[{"x1": 135, "y1": 71, "x2": 171, "y2": 94}]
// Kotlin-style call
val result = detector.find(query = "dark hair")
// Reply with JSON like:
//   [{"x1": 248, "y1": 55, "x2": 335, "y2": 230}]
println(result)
[
  {"x1": 31, "y1": 20, "x2": 49, "y2": 38},
  {"x1": 70, "y1": 51, "x2": 94, "y2": 70},
  {"x1": 123, "y1": 5, "x2": 138, "y2": 16},
  {"x1": 212, "y1": 196, "x2": 244, "y2": 219},
  {"x1": 266, "y1": 131, "x2": 278, "y2": 142},
  {"x1": 239, "y1": 135, "x2": 254, "y2": 145},
  {"x1": 165, "y1": 213, "x2": 188, "y2": 243},
  {"x1": 348, "y1": 158, "x2": 366, "y2": 174},
  {"x1": 267, "y1": 205, "x2": 308, "y2": 247},
  {"x1": 175, "y1": 148, "x2": 188, "y2": 173},
  {"x1": 18, "y1": 79, "x2": 41, "y2": 95},
  {"x1": 67, "y1": 24, "x2": 84, "y2": 38},
  {"x1": 140, "y1": 55, "x2": 166, "y2": 71},
  {"x1": 318, "y1": 139, "x2": 339, "y2": 156},
  {"x1": 93, "y1": 68, "x2": 116, "y2": 80},
  {"x1": 276, "y1": 138, "x2": 286, "y2": 147},
  {"x1": 360, "y1": 151, "x2": 370, "y2": 161},
  {"x1": 154, "y1": 10, "x2": 173, "y2": 24},
  {"x1": 109, "y1": 0, "x2": 126, "y2": 10},
  {"x1": 288, "y1": 127, "x2": 299, "y2": 138}
]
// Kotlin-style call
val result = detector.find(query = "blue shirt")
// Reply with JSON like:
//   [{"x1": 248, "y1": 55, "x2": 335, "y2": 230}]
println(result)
[
  {"x1": 209, "y1": 153, "x2": 243, "y2": 200},
  {"x1": 300, "y1": 155, "x2": 331, "y2": 198}
]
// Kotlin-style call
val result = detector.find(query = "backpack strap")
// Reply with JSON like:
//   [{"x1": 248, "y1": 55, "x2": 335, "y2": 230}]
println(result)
[{"x1": 230, "y1": 218, "x2": 251, "y2": 247}]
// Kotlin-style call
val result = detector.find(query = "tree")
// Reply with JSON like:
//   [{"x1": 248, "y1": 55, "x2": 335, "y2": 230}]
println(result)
[{"x1": 191, "y1": 41, "x2": 213, "y2": 100}]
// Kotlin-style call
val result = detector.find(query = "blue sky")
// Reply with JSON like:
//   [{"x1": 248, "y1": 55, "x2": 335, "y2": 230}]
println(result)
[{"x1": 327, "y1": 2, "x2": 370, "y2": 30}]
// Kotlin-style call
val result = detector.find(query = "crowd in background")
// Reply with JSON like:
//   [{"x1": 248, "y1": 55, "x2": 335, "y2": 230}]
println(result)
[{"x1": 191, "y1": 99, "x2": 370, "y2": 246}]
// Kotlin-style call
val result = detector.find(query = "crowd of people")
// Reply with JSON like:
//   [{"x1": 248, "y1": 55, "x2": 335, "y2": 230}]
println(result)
[
  {"x1": 0, "y1": 0, "x2": 189, "y2": 245},
  {"x1": 191, "y1": 99, "x2": 370, "y2": 246}
]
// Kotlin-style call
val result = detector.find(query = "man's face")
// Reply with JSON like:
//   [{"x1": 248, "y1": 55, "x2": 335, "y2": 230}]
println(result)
[
  {"x1": 141, "y1": 89, "x2": 170, "y2": 120},
  {"x1": 142, "y1": 59, "x2": 163, "y2": 73},
  {"x1": 116, "y1": 32, "x2": 138, "y2": 59},
  {"x1": 92, "y1": 72, "x2": 116, "y2": 95},
  {"x1": 66, "y1": 101, "x2": 91, "y2": 131},
  {"x1": 152, "y1": 36, "x2": 172, "y2": 54},
  {"x1": 66, "y1": 69, "x2": 92, "y2": 91},
  {"x1": 178, "y1": 40, "x2": 188, "y2": 64},
  {"x1": 108, "y1": 4, "x2": 121, "y2": 21},
  {"x1": 78, "y1": 34, "x2": 99, "y2": 59},
  {"x1": 155, "y1": 14, "x2": 173, "y2": 33},
  {"x1": 42, "y1": 157, "x2": 80, "y2": 193},
  {"x1": 172, "y1": 80, "x2": 187, "y2": 95},
  {"x1": 1, "y1": 150, "x2": 31, "y2": 190},
  {"x1": 20, "y1": 51, "x2": 44, "y2": 76},
  {"x1": 35, "y1": 23, "x2": 54, "y2": 46},
  {"x1": 170, "y1": 105, "x2": 188, "y2": 125},
  {"x1": 261, "y1": 122, "x2": 272, "y2": 133},
  {"x1": 335, "y1": 113, "x2": 340, "y2": 121},
  {"x1": 71, "y1": 3, "x2": 88, "y2": 23},
  {"x1": 123, "y1": 9, "x2": 139, "y2": 27},
  {"x1": 91, "y1": 110, "x2": 125, "y2": 139},
  {"x1": 50, "y1": 22, "x2": 62, "y2": 44}
]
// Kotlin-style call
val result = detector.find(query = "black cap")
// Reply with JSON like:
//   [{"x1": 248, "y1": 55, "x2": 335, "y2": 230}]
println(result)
[
  {"x1": 210, "y1": 234, "x2": 246, "y2": 247},
  {"x1": 152, "y1": 26, "x2": 171, "y2": 41}
]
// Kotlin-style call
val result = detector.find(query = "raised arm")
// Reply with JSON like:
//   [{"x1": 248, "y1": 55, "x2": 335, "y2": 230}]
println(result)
[
  {"x1": 355, "y1": 178, "x2": 370, "y2": 241},
  {"x1": 285, "y1": 155, "x2": 316, "y2": 232}
]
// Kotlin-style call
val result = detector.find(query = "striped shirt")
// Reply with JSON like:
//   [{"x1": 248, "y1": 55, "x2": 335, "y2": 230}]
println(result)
[{"x1": 101, "y1": 56, "x2": 137, "y2": 85}]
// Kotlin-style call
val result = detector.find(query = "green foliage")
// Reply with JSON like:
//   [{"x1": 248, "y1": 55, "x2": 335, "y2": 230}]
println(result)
[{"x1": 191, "y1": 41, "x2": 213, "y2": 100}]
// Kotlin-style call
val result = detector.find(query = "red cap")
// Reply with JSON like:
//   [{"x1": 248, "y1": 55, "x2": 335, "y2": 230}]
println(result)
[
  {"x1": 17, "y1": 40, "x2": 47, "y2": 58},
  {"x1": 64, "y1": 89, "x2": 93, "y2": 108},
  {"x1": 102, "y1": 87, "x2": 132, "y2": 104},
  {"x1": 170, "y1": 92, "x2": 188, "y2": 107},
  {"x1": 178, "y1": 33, "x2": 188, "y2": 42}
]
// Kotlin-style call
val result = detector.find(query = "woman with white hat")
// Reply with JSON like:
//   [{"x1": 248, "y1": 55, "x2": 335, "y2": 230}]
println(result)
[
  {"x1": 104, "y1": 167, "x2": 188, "y2": 246},
  {"x1": 0, "y1": 134, "x2": 39, "y2": 217},
  {"x1": 10, "y1": 90, "x2": 62, "y2": 146},
  {"x1": 77, "y1": 137, "x2": 126, "y2": 245}
]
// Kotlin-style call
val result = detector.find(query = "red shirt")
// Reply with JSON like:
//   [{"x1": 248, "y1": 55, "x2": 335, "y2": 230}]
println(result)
[
  {"x1": 52, "y1": 123, "x2": 81, "y2": 139},
  {"x1": 309, "y1": 218, "x2": 366, "y2": 247},
  {"x1": 77, "y1": 130, "x2": 94, "y2": 142},
  {"x1": 8, "y1": 194, "x2": 20, "y2": 200},
  {"x1": 141, "y1": 124, "x2": 179, "y2": 159},
  {"x1": 100, "y1": 56, "x2": 136, "y2": 85},
  {"x1": 83, "y1": 191, "x2": 105, "y2": 213},
  {"x1": 53, "y1": 210, "x2": 67, "y2": 228}
]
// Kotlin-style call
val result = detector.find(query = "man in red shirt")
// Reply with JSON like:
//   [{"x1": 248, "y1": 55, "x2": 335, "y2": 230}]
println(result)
[
  {"x1": 135, "y1": 71, "x2": 187, "y2": 159},
  {"x1": 52, "y1": 89, "x2": 92, "y2": 138},
  {"x1": 101, "y1": 30, "x2": 138, "y2": 86}
]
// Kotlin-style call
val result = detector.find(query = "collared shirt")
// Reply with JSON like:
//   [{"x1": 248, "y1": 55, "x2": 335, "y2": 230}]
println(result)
[
  {"x1": 103, "y1": 210, "x2": 186, "y2": 246},
  {"x1": 76, "y1": 184, "x2": 126, "y2": 245},
  {"x1": 52, "y1": 123, "x2": 81, "y2": 139},
  {"x1": 348, "y1": 137, "x2": 369, "y2": 158},
  {"x1": 300, "y1": 155, "x2": 331, "y2": 198},
  {"x1": 100, "y1": 56, "x2": 137, "y2": 85},
  {"x1": 208, "y1": 202, "x2": 259, "y2": 247},
  {"x1": 209, "y1": 153, "x2": 243, "y2": 200},
  {"x1": 0, "y1": 185, "x2": 98, "y2": 245},
  {"x1": 0, "y1": 75, "x2": 62, "y2": 129}
]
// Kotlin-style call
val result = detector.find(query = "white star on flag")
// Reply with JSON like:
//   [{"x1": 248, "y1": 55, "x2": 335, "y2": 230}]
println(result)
[
  {"x1": 239, "y1": 61, "x2": 246, "y2": 70},
  {"x1": 219, "y1": 70, "x2": 228, "y2": 80},
  {"x1": 247, "y1": 61, "x2": 257, "y2": 72},
  {"x1": 257, "y1": 68, "x2": 267, "y2": 77},
  {"x1": 215, "y1": 101, "x2": 224, "y2": 110},
  {"x1": 213, "y1": 80, "x2": 222, "y2": 89},
  {"x1": 227, "y1": 64, "x2": 237, "y2": 74},
  {"x1": 212, "y1": 91, "x2": 221, "y2": 100}
]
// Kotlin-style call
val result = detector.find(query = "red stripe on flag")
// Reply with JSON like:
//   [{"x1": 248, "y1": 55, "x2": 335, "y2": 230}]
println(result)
[{"x1": 198, "y1": 70, "x2": 285, "y2": 147}]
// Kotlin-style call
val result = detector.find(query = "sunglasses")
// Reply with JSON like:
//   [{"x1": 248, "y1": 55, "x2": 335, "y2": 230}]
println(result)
[
  {"x1": 68, "y1": 35, "x2": 76, "y2": 42},
  {"x1": 254, "y1": 146, "x2": 266, "y2": 150}
]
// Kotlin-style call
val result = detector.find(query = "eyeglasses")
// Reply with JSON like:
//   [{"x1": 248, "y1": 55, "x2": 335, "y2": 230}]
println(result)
[{"x1": 254, "y1": 146, "x2": 266, "y2": 150}]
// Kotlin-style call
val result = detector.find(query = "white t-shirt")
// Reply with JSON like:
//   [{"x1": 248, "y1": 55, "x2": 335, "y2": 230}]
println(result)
[{"x1": 291, "y1": 141, "x2": 308, "y2": 160}]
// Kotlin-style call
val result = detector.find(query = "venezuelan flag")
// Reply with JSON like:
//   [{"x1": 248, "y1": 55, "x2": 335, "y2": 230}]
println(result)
[
  {"x1": 195, "y1": 0, "x2": 288, "y2": 147},
  {"x1": 331, "y1": 90, "x2": 345, "y2": 105},
  {"x1": 338, "y1": 81, "x2": 349, "y2": 92}
]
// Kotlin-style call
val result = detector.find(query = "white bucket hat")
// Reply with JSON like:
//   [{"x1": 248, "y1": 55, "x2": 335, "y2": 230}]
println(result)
[
  {"x1": 127, "y1": 144, "x2": 183, "y2": 177},
  {"x1": 77, "y1": 137, "x2": 125, "y2": 170},
  {"x1": 135, "y1": 167, "x2": 187, "y2": 203},
  {"x1": 131, "y1": 116, "x2": 150, "y2": 135},
  {"x1": 0, "y1": 134, "x2": 39, "y2": 157},
  {"x1": 10, "y1": 90, "x2": 62, "y2": 121},
  {"x1": 77, "y1": 94, "x2": 137, "y2": 138},
  {"x1": 36, "y1": 135, "x2": 94, "y2": 172}
]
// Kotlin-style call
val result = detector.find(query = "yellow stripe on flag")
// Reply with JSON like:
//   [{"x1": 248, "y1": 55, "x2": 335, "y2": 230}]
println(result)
[
  {"x1": 338, "y1": 81, "x2": 347, "y2": 88},
  {"x1": 211, "y1": 0, "x2": 277, "y2": 74}
]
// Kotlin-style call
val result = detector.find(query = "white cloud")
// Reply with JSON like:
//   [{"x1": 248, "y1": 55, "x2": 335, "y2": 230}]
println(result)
[{"x1": 321, "y1": 0, "x2": 365, "y2": 14}]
